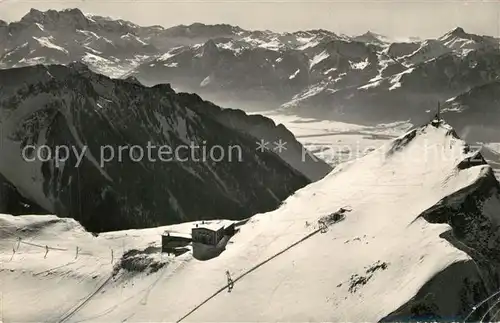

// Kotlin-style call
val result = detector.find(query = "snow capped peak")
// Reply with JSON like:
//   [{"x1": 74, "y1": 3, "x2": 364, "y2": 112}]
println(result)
[
  {"x1": 361, "y1": 31, "x2": 379, "y2": 38},
  {"x1": 306, "y1": 29, "x2": 337, "y2": 37},
  {"x1": 60, "y1": 8, "x2": 87, "y2": 18},
  {"x1": 373, "y1": 118, "x2": 489, "y2": 177},
  {"x1": 450, "y1": 27, "x2": 467, "y2": 37},
  {"x1": 20, "y1": 7, "x2": 90, "y2": 30},
  {"x1": 188, "y1": 22, "x2": 238, "y2": 30},
  {"x1": 202, "y1": 39, "x2": 219, "y2": 56},
  {"x1": 68, "y1": 60, "x2": 91, "y2": 71},
  {"x1": 22, "y1": 8, "x2": 82, "y2": 20},
  {"x1": 163, "y1": 22, "x2": 244, "y2": 38},
  {"x1": 354, "y1": 30, "x2": 388, "y2": 44},
  {"x1": 437, "y1": 27, "x2": 496, "y2": 53},
  {"x1": 20, "y1": 8, "x2": 45, "y2": 23},
  {"x1": 439, "y1": 27, "x2": 479, "y2": 43},
  {"x1": 403, "y1": 39, "x2": 451, "y2": 65}
]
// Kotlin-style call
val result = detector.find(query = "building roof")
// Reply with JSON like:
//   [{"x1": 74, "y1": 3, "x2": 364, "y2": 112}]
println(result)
[
  {"x1": 161, "y1": 231, "x2": 191, "y2": 239},
  {"x1": 192, "y1": 222, "x2": 225, "y2": 232}
]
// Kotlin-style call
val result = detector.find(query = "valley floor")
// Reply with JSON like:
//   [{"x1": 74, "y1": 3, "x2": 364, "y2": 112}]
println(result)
[{"x1": 262, "y1": 112, "x2": 500, "y2": 180}]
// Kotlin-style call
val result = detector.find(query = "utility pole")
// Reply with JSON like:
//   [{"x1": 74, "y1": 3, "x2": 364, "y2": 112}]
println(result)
[
  {"x1": 226, "y1": 270, "x2": 234, "y2": 293},
  {"x1": 433, "y1": 101, "x2": 441, "y2": 125}
]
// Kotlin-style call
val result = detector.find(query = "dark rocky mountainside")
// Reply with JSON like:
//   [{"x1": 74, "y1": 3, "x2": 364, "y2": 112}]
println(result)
[
  {"x1": 0, "y1": 63, "x2": 320, "y2": 232},
  {"x1": 174, "y1": 95, "x2": 332, "y2": 181},
  {"x1": 0, "y1": 173, "x2": 48, "y2": 215},
  {"x1": 442, "y1": 80, "x2": 500, "y2": 142}
]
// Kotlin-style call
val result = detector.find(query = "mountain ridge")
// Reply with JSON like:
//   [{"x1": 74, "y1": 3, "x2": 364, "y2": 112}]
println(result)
[
  {"x1": 1, "y1": 8, "x2": 499, "y2": 142},
  {"x1": 0, "y1": 63, "x2": 327, "y2": 232}
]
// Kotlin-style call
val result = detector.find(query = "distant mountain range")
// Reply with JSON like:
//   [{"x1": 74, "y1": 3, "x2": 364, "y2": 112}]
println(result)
[{"x1": 1, "y1": 9, "x2": 499, "y2": 141}]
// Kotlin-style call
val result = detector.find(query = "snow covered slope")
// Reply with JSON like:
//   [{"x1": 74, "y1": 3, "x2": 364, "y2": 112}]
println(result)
[
  {"x1": 2, "y1": 120, "x2": 500, "y2": 321},
  {"x1": 402, "y1": 39, "x2": 452, "y2": 65}
]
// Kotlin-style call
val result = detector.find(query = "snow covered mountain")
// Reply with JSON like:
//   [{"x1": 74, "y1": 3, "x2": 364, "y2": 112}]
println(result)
[
  {"x1": 0, "y1": 9, "x2": 156, "y2": 77},
  {"x1": 0, "y1": 8, "x2": 257, "y2": 77},
  {"x1": 353, "y1": 30, "x2": 391, "y2": 45},
  {"x1": 438, "y1": 27, "x2": 500, "y2": 53},
  {"x1": 292, "y1": 47, "x2": 500, "y2": 126},
  {"x1": 0, "y1": 63, "x2": 330, "y2": 232},
  {"x1": 124, "y1": 23, "x2": 500, "y2": 131},
  {"x1": 126, "y1": 30, "x2": 386, "y2": 112},
  {"x1": 2, "y1": 120, "x2": 500, "y2": 321},
  {"x1": 442, "y1": 80, "x2": 500, "y2": 142},
  {"x1": 400, "y1": 39, "x2": 452, "y2": 66}
]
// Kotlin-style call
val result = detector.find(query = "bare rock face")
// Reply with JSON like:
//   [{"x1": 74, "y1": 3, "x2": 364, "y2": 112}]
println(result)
[
  {"x1": 0, "y1": 173, "x2": 48, "y2": 215},
  {"x1": 174, "y1": 92, "x2": 332, "y2": 181}
]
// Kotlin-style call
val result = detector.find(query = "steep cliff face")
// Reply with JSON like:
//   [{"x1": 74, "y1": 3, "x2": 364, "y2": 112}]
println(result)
[
  {"x1": 383, "y1": 150, "x2": 500, "y2": 321},
  {"x1": 174, "y1": 92, "x2": 332, "y2": 181},
  {"x1": 0, "y1": 63, "x2": 312, "y2": 232},
  {"x1": 0, "y1": 173, "x2": 48, "y2": 215},
  {"x1": 441, "y1": 80, "x2": 500, "y2": 143}
]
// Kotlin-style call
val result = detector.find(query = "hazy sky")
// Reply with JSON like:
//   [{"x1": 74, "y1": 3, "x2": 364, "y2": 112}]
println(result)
[{"x1": 1, "y1": 0, "x2": 499, "y2": 39}]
